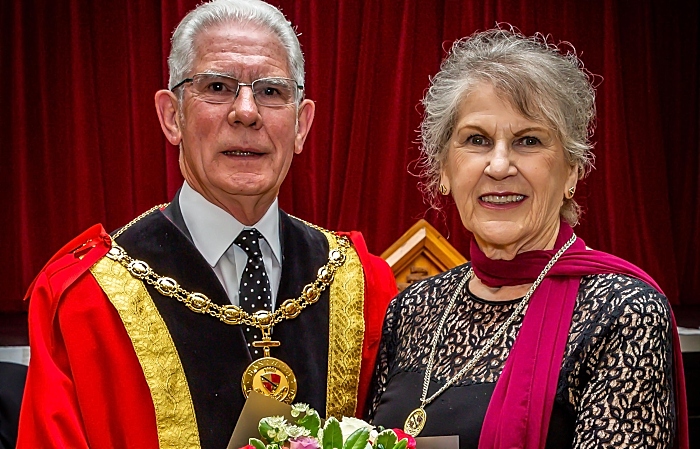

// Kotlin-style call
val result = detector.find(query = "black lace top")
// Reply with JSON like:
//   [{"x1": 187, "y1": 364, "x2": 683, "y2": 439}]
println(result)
[{"x1": 367, "y1": 264, "x2": 676, "y2": 449}]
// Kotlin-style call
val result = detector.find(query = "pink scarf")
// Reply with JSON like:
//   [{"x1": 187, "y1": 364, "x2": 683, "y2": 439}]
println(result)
[{"x1": 474, "y1": 222, "x2": 689, "y2": 449}]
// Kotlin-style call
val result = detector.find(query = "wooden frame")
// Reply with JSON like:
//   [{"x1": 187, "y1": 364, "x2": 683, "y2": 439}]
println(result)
[{"x1": 381, "y1": 219, "x2": 467, "y2": 290}]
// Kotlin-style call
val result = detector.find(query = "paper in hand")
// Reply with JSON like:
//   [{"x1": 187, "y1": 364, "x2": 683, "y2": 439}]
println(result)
[{"x1": 227, "y1": 391, "x2": 294, "y2": 449}]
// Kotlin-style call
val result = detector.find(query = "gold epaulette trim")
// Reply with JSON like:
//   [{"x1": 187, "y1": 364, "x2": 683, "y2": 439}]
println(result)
[
  {"x1": 319, "y1": 229, "x2": 366, "y2": 418},
  {"x1": 90, "y1": 257, "x2": 201, "y2": 448}
]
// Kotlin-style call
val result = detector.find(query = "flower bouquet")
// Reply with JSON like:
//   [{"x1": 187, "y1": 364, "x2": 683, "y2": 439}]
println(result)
[{"x1": 239, "y1": 403, "x2": 416, "y2": 449}]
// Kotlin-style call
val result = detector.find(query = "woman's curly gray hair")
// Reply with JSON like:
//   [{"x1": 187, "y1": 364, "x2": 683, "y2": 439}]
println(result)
[{"x1": 420, "y1": 28, "x2": 597, "y2": 225}]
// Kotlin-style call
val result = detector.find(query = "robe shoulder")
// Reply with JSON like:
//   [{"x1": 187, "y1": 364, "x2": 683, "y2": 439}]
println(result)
[
  {"x1": 24, "y1": 224, "x2": 112, "y2": 302},
  {"x1": 338, "y1": 230, "x2": 397, "y2": 416}
]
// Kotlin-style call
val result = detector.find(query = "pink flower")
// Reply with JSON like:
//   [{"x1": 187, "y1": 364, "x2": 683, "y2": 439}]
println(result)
[
  {"x1": 392, "y1": 429, "x2": 417, "y2": 449},
  {"x1": 238, "y1": 446, "x2": 256, "y2": 449},
  {"x1": 289, "y1": 436, "x2": 321, "y2": 449}
]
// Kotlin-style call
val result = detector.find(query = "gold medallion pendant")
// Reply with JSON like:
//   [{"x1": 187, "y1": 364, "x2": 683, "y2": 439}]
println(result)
[
  {"x1": 404, "y1": 406, "x2": 427, "y2": 437},
  {"x1": 241, "y1": 336, "x2": 297, "y2": 404},
  {"x1": 242, "y1": 356, "x2": 297, "y2": 404}
]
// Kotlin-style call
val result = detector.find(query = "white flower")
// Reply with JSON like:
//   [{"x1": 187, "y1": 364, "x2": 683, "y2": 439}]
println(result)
[
  {"x1": 338, "y1": 417, "x2": 376, "y2": 441},
  {"x1": 262, "y1": 416, "x2": 287, "y2": 428},
  {"x1": 260, "y1": 416, "x2": 291, "y2": 442},
  {"x1": 287, "y1": 424, "x2": 311, "y2": 439},
  {"x1": 291, "y1": 403, "x2": 311, "y2": 418}
]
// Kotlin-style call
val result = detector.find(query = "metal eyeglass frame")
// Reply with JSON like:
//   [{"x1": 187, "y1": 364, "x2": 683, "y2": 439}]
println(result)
[{"x1": 170, "y1": 73, "x2": 304, "y2": 106}]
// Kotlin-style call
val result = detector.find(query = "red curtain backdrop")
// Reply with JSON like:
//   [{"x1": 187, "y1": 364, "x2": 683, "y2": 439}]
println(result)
[{"x1": 2, "y1": 0, "x2": 698, "y2": 312}]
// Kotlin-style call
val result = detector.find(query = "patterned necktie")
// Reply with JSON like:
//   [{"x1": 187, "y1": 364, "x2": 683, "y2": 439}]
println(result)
[{"x1": 234, "y1": 228, "x2": 272, "y2": 359}]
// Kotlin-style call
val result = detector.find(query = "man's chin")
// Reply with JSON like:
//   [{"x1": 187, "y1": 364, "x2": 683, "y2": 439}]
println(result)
[{"x1": 218, "y1": 183, "x2": 281, "y2": 202}]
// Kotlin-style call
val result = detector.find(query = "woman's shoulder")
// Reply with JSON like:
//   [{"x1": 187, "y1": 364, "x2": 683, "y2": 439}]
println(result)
[
  {"x1": 385, "y1": 263, "x2": 471, "y2": 313},
  {"x1": 580, "y1": 272, "x2": 666, "y2": 301},
  {"x1": 395, "y1": 263, "x2": 471, "y2": 298},
  {"x1": 577, "y1": 272, "x2": 671, "y2": 327}
]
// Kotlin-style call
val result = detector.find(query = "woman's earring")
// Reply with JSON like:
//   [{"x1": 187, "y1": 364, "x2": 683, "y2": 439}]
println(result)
[
  {"x1": 439, "y1": 184, "x2": 448, "y2": 195},
  {"x1": 566, "y1": 186, "x2": 576, "y2": 199}
]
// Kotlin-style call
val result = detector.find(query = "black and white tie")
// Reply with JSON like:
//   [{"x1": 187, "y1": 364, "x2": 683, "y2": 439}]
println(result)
[{"x1": 234, "y1": 228, "x2": 272, "y2": 358}]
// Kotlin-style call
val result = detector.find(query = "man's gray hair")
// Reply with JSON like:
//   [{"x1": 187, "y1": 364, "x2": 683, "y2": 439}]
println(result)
[
  {"x1": 420, "y1": 28, "x2": 596, "y2": 225},
  {"x1": 168, "y1": 0, "x2": 305, "y2": 97}
]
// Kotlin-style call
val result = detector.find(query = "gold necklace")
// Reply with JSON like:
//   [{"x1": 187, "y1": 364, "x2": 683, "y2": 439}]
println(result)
[
  {"x1": 107, "y1": 204, "x2": 350, "y2": 404},
  {"x1": 403, "y1": 234, "x2": 577, "y2": 437}
]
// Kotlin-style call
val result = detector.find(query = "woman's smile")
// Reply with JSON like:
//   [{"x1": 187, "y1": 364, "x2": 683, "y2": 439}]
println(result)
[
  {"x1": 440, "y1": 83, "x2": 578, "y2": 259},
  {"x1": 478, "y1": 193, "x2": 527, "y2": 208}
]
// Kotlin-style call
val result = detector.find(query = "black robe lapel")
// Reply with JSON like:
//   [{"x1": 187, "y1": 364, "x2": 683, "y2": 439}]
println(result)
[
  {"x1": 114, "y1": 210, "x2": 249, "y2": 449},
  {"x1": 273, "y1": 211, "x2": 331, "y2": 414},
  {"x1": 162, "y1": 189, "x2": 193, "y2": 242}
]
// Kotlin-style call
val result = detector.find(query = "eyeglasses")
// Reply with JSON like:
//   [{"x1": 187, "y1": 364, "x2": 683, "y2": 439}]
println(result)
[{"x1": 170, "y1": 73, "x2": 303, "y2": 107}]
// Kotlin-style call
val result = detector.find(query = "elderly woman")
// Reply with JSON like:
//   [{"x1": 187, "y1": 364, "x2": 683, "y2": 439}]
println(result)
[{"x1": 367, "y1": 30, "x2": 688, "y2": 449}]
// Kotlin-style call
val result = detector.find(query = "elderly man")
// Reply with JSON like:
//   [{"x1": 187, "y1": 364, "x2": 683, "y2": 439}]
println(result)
[{"x1": 17, "y1": 1, "x2": 397, "y2": 448}]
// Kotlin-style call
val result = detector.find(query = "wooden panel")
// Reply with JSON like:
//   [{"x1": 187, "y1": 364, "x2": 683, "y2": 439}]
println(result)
[{"x1": 381, "y1": 220, "x2": 467, "y2": 291}]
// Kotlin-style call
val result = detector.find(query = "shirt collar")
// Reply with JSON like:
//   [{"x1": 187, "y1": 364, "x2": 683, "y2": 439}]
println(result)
[{"x1": 178, "y1": 182, "x2": 281, "y2": 267}]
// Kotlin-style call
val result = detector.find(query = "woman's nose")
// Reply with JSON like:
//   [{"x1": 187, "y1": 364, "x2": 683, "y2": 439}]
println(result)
[{"x1": 484, "y1": 143, "x2": 516, "y2": 179}]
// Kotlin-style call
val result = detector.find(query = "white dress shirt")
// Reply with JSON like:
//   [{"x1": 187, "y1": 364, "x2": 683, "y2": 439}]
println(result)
[{"x1": 178, "y1": 182, "x2": 282, "y2": 308}]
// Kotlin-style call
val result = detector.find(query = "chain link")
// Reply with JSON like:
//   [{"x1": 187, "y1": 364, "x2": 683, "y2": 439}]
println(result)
[
  {"x1": 106, "y1": 207, "x2": 350, "y2": 333},
  {"x1": 419, "y1": 233, "x2": 577, "y2": 406},
  {"x1": 112, "y1": 204, "x2": 169, "y2": 240}
]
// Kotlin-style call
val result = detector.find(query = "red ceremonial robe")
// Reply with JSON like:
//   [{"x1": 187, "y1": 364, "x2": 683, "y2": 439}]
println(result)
[{"x1": 18, "y1": 208, "x2": 396, "y2": 449}]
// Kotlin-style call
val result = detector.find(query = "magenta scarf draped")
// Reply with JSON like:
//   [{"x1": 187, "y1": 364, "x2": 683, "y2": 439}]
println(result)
[{"x1": 474, "y1": 222, "x2": 689, "y2": 449}]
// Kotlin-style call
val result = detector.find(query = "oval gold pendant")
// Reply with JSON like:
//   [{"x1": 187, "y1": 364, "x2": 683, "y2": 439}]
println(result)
[
  {"x1": 404, "y1": 406, "x2": 427, "y2": 437},
  {"x1": 241, "y1": 357, "x2": 298, "y2": 404}
]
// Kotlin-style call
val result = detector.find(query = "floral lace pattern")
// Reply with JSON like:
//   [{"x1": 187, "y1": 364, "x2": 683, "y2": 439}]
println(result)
[{"x1": 368, "y1": 264, "x2": 675, "y2": 448}]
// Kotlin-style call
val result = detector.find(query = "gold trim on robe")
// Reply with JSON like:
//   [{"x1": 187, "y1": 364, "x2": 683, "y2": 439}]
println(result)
[
  {"x1": 90, "y1": 257, "x2": 201, "y2": 448},
  {"x1": 321, "y1": 231, "x2": 366, "y2": 418}
]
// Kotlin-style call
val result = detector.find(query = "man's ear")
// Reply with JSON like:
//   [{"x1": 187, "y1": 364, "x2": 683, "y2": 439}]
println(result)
[
  {"x1": 155, "y1": 89, "x2": 182, "y2": 145},
  {"x1": 294, "y1": 99, "x2": 316, "y2": 155}
]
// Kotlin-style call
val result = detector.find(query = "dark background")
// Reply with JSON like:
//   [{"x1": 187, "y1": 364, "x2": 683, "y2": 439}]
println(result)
[{"x1": 1, "y1": 0, "x2": 699, "y2": 318}]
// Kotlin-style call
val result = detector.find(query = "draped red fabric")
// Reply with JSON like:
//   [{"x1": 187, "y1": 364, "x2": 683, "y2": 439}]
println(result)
[{"x1": 1, "y1": 0, "x2": 698, "y2": 312}]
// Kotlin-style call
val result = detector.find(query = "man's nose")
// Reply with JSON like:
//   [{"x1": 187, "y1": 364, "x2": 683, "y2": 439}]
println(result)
[{"x1": 229, "y1": 85, "x2": 260, "y2": 127}]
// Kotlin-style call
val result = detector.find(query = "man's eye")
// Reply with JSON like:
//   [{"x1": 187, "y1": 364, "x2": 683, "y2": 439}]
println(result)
[
  {"x1": 207, "y1": 81, "x2": 233, "y2": 92},
  {"x1": 260, "y1": 86, "x2": 282, "y2": 97},
  {"x1": 200, "y1": 78, "x2": 235, "y2": 94}
]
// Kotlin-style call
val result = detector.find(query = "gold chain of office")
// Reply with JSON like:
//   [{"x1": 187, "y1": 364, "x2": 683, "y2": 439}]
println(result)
[{"x1": 106, "y1": 203, "x2": 350, "y2": 330}]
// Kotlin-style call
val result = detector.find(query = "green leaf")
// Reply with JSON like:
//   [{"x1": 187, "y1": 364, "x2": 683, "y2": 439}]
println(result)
[
  {"x1": 258, "y1": 420, "x2": 273, "y2": 441},
  {"x1": 374, "y1": 429, "x2": 397, "y2": 449},
  {"x1": 248, "y1": 438, "x2": 266, "y2": 449},
  {"x1": 342, "y1": 428, "x2": 370, "y2": 449},
  {"x1": 297, "y1": 409, "x2": 322, "y2": 437},
  {"x1": 322, "y1": 417, "x2": 343, "y2": 449},
  {"x1": 393, "y1": 440, "x2": 408, "y2": 449}
]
